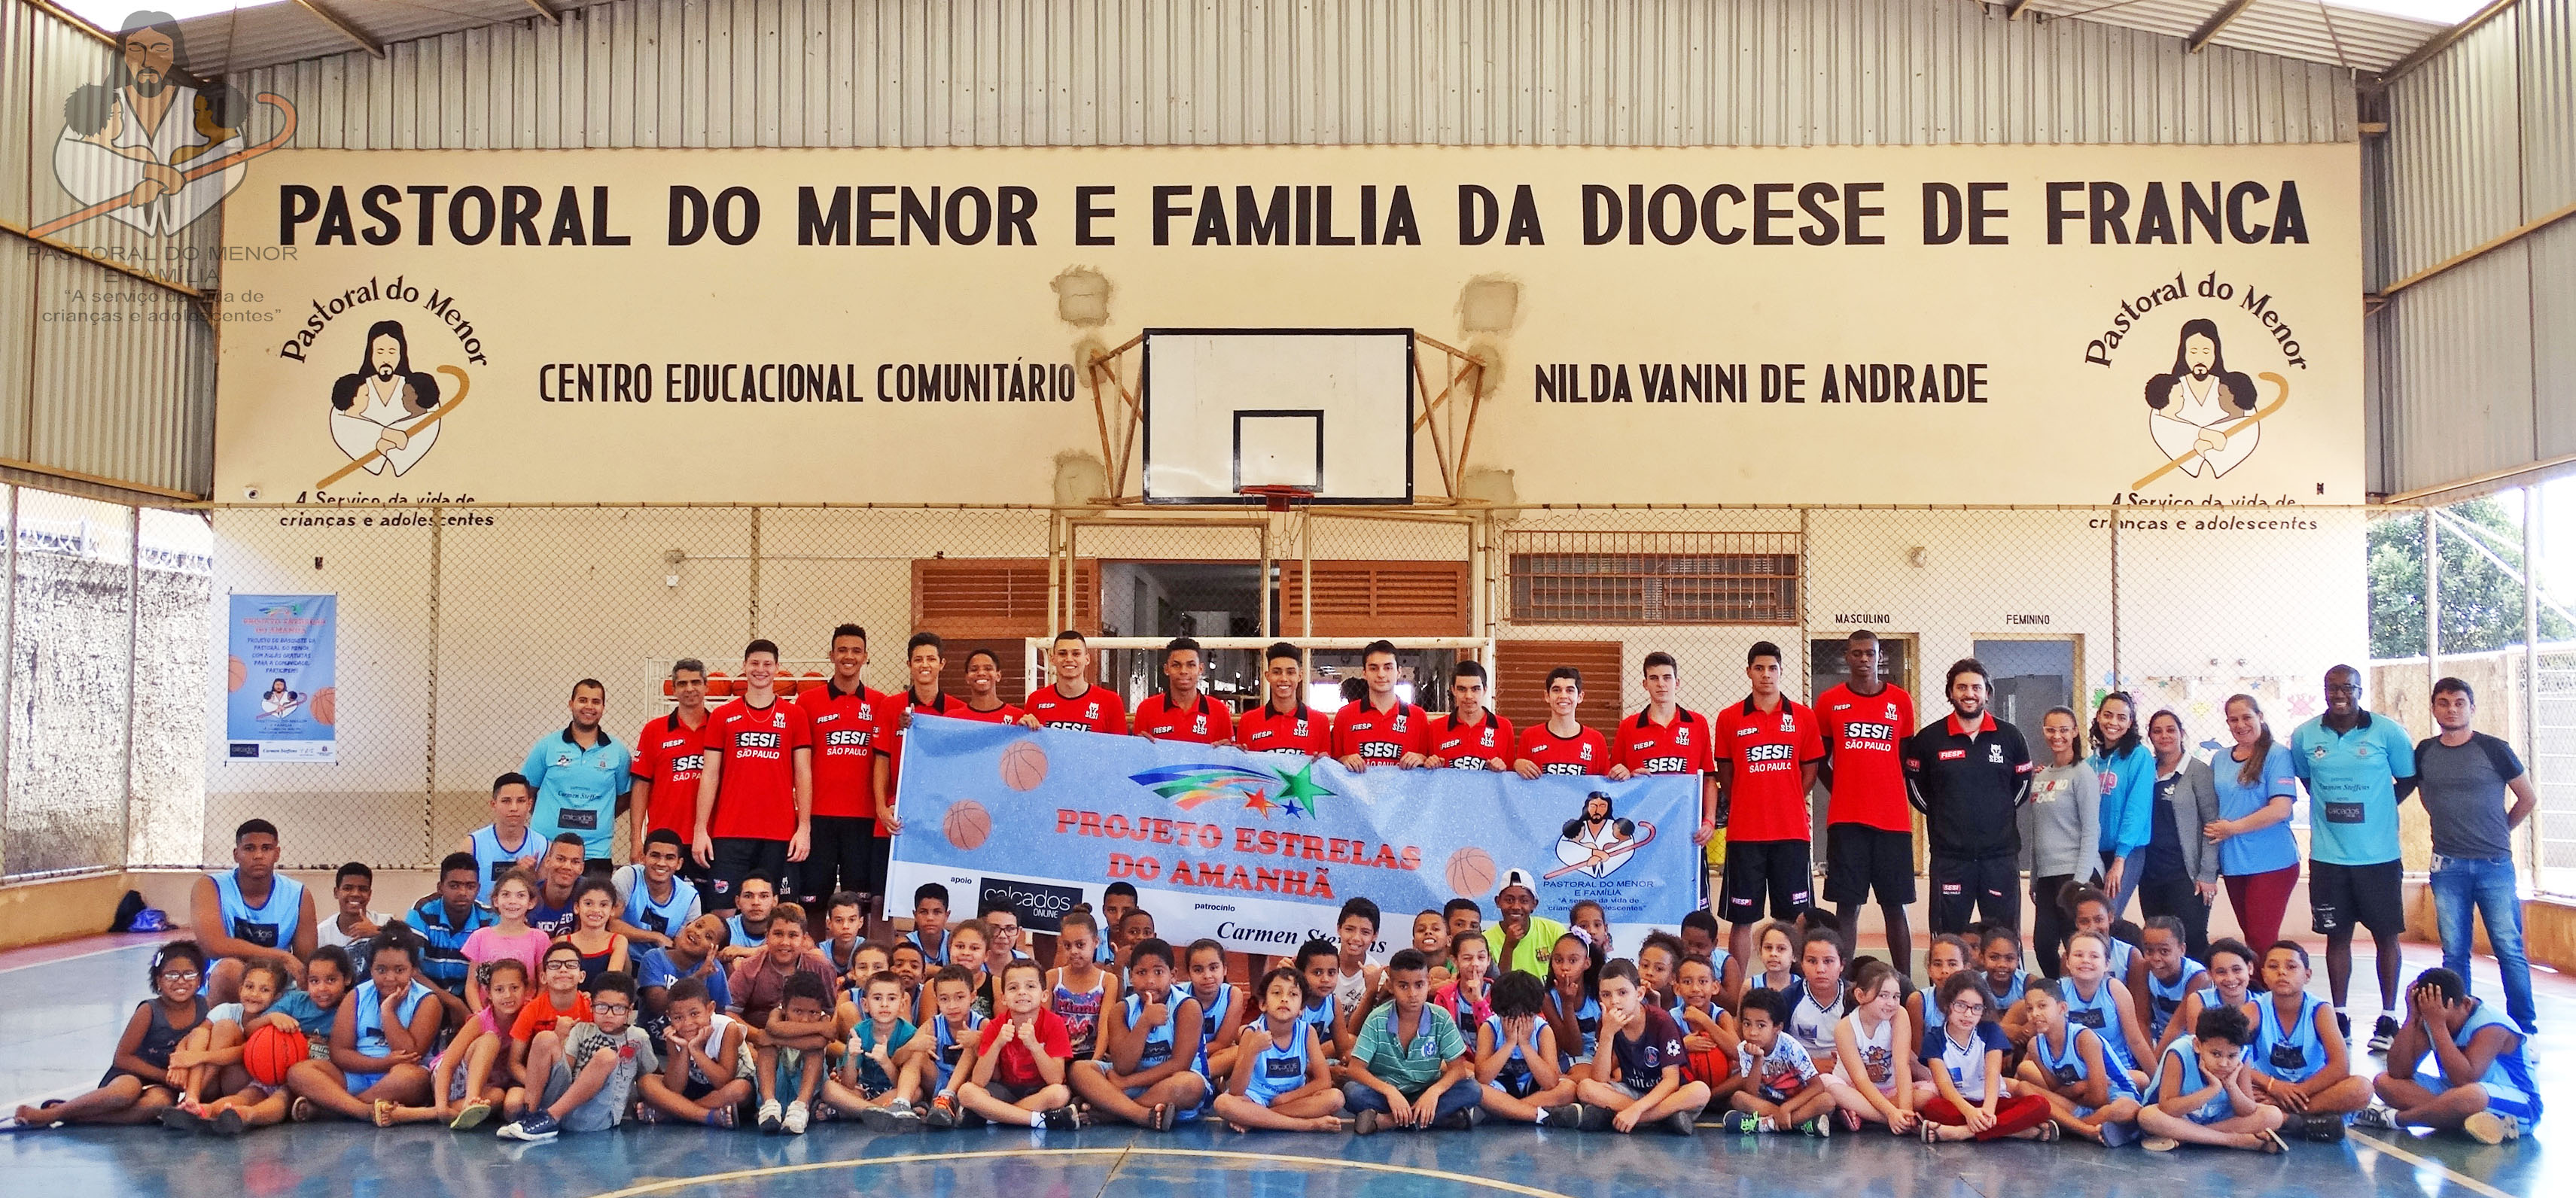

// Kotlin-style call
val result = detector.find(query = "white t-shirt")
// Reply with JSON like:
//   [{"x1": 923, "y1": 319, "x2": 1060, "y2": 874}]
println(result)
[{"x1": 316, "y1": 911, "x2": 391, "y2": 950}]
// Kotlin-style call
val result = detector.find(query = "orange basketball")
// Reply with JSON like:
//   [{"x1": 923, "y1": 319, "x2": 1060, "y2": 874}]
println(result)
[
  {"x1": 308, "y1": 688, "x2": 336, "y2": 725},
  {"x1": 227, "y1": 655, "x2": 247, "y2": 692},
  {"x1": 243, "y1": 1022, "x2": 304, "y2": 1087},
  {"x1": 1445, "y1": 846, "x2": 1497, "y2": 898},
  {"x1": 998, "y1": 740, "x2": 1048, "y2": 792},
  {"x1": 943, "y1": 799, "x2": 993, "y2": 851}
]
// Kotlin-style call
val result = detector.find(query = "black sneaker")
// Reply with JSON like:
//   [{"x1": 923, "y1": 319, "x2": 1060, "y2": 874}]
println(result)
[
  {"x1": 1665, "y1": 1110, "x2": 1698, "y2": 1137},
  {"x1": 1436, "y1": 1106, "x2": 1478, "y2": 1130},
  {"x1": 2302, "y1": 1111, "x2": 2348, "y2": 1142},
  {"x1": 1537, "y1": 1103, "x2": 1583, "y2": 1129},
  {"x1": 2368, "y1": 1016, "x2": 2399, "y2": 1054},
  {"x1": 2336, "y1": 1011, "x2": 2353, "y2": 1045},
  {"x1": 1577, "y1": 1103, "x2": 1616, "y2": 1132},
  {"x1": 1041, "y1": 1105, "x2": 1083, "y2": 1131}
]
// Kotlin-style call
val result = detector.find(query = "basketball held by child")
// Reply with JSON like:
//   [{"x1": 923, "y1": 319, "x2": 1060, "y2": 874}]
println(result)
[
  {"x1": 243, "y1": 1021, "x2": 305, "y2": 1087},
  {"x1": 998, "y1": 740, "x2": 1048, "y2": 791},
  {"x1": 943, "y1": 799, "x2": 994, "y2": 850}
]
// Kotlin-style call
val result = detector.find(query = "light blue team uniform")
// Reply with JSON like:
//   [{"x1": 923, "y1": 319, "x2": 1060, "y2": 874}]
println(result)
[
  {"x1": 2144, "y1": 959, "x2": 2207, "y2": 1041},
  {"x1": 2416, "y1": 1000, "x2": 2541, "y2": 1124},
  {"x1": 520, "y1": 727, "x2": 634, "y2": 861},
  {"x1": 467, "y1": 823, "x2": 542, "y2": 904},
  {"x1": 926, "y1": 1011, "x2": 984, "y2": 1094},
  {"x1": 1241, "y1": 1026, "x2": 1313, "y2": 1106},
  {"x1": 2103, "y1": 936, "x2": 2136, "y2": 981},
  {"x1": 2035, "y1": 1022, "x2": 2141, "y2": 1117},
  {"x1": 2249, "y1": 993, "x2": 2333, "y2": 1084},
  {"x1": 212, "y1": 868, "x2": 306, "y2": 953},
  {"x1": 1987, "y1": 969, "x2": 2029, "y2": 1007},
  {"x1": 2149, "y1": 1041, "x2": 2240, "y2": 1124},
  {"x1": 1296, "y1": 994, "x2": 1338, "y2": 1051},
  {"x1": 346, "y1": 978, "x2": 436, "y2": 1092},
  {"x1": 2288, "y1": 712, "x2": 2417, "y2": 867},
  {"x1": 1188, "y1": 984, "x2": 1235, "y2": 1059},
  {"x1": 2209, "y1": 746, "x2": 2303, "y2": 876},
  {"x1": 1552, "y1": 993, "x2": 1601, "y2": 1069},
  {"x1": 1481, "y1": 1011, "x2": 1541, "y2": 1098},
  {"x1": 1098, "y1": 991, "x2": 1207, "y2": 1118},
  {"x1": 615, "y1": 865, "x2": 702, "y2": 939},
  {"x1": 2061, "y1": 978, "x2": 2140, "y2": 1072},
  {"x1": 906, "y1": 929, "x2": 948, "y2": 967},
  {"x1": 725, "y1": 914, "x2": 766, "y2": 949}
]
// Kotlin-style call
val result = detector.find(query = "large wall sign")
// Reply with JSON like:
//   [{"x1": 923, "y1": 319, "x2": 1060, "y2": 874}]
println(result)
[
  {"x1": 213, "y1": 144, "x2": 2361, "y2": 506},
  {"x1": 886, "y1": 716, "x2": 1704, "y2": 956}
]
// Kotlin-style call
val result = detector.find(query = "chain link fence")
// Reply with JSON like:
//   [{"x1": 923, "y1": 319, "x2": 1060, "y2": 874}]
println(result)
[{"x1": 166, "y1": 500, "x2": 2399, "y2": 880}]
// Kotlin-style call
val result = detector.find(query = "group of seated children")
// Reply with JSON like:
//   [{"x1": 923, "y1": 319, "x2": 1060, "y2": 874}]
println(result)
[{"x1": 15, "y1": 870, "x2": 2541, "y2": 1150}]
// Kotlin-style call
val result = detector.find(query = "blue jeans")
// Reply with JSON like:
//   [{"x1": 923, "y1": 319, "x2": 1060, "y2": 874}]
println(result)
[
  {"x1": 1341, "y1": 1078, "x2": 1479, "y2": 1124},
  {"x1": 2429, "y1": 854, "x2": 2535, "y2": 1034}
]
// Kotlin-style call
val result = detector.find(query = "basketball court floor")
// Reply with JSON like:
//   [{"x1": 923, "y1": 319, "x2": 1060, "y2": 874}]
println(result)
[{"x1": 0, "y1": 934, "x2": 2553, "y2": 1198}]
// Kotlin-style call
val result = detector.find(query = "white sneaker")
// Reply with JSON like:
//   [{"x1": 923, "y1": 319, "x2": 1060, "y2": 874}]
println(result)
[
  {"x1": 784, "y1": 1100, "x2": 811, "y2": 1135},
  {"x1": 2351, "y1": 1102, "x2": 2400, "y2": 1131},
  {"x1": 2463, "y1": 1111, "x2": 2520, "y2": 1145},
  {"x1": 757, "y1": 1099, "x2": 784, "y2": 1133}
]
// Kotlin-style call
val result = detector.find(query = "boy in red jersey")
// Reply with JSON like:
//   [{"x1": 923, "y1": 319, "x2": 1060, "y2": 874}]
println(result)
[
  {"x1": 954, "y1": 648, "x2": 1025, "y2": 723},
  {"x1": 1609, "y1": 651, "x2": 1723, "y2": 850},
  {"x1": 1424, "y1": 660, "x2": 1512, "y2": 770},
  {"x1": 1515, "y1": 667, "x2": 1606, "y2": 777},
  {"x1": 1133, "y1": 637, "x2": 1234, "y2": 745},
  {"x1": 693, "y1": 639, "x2": 814, "y2": 914},
  {"x1": 1332, "y1": 640, "x2": 1427, "y2": 771},
  {"x1": 1815, "y1": 631, "x2": 1919, "y2": 981},
  {"x1": 1240, "y1": 643, "x2": 1331, "y2": 757},
  {"x1": 1021, "y1": 631, "x2": 1127, "y2": 734},
  {"x1": 1713, "y1": 642, "x2": 1824, "y2": 970},
  {"x1": 799, "y1": 624, "x2": 889, "y2": 914}
]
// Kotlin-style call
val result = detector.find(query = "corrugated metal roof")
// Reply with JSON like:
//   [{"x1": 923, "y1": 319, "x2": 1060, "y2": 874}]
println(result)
[{"x1": 2011, "y1": 2, "x2": 2447, "y2": 72}]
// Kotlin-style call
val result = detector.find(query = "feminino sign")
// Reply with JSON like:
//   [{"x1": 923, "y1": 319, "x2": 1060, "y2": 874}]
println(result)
[{"x1": 214, "y1": 143, "x2": 2360, "y2": 508}]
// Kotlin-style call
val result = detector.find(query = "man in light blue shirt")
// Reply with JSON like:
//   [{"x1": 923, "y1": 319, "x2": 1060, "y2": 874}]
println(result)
[
  {"x1": 2289, "y1": 664, "x2": 2416, "y2": 1054},
  {"x1": 523, "y1": 677, "x2": 633, "y2": 873}
]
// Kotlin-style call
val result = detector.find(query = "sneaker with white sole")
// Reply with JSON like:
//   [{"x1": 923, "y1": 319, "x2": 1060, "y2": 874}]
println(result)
[
  {"x1": 783, "y1": 1100, "x2": 810, "y2": 1135},
  {"x1": 2351, "y1": 1103, "x2": 2401, "y2": 1131},
  {"x1": 2368, "y1": 1016, "x2": 2400, "y2": 1055},
  {"x1": 757, "y1": 1099, "x2": 784, "y2": 1133},
  {"x1": 494, "y1": 1112, "x2": 559, "y2": 1142},
  {"x1": 2463, "y1": 1111, "x2": 2521, "y2": 1145}
]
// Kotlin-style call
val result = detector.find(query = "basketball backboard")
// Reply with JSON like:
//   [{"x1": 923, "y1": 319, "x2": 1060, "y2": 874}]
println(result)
[{"x1": 1140, "y1": 329, "x2": 1413, "y2": 505}]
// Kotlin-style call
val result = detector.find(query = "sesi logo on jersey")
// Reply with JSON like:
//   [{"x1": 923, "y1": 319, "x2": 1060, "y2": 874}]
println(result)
[
  {"x1": 1361, "y1": 740, "x2": 1402, "y2": 759},
  {"x1": 1541, "y1": 762, "x2": 1587, "y2": 776},
  {"x1": 1743, "y1": 742, "x2": 1798, "y2": 768},
  {"x1": 668, "y1": 752, "x2": 705, "y2": 774},
  {"x1": 824, "y1": 729, "x2": 869, "y2": 748},
  {"x1": 1046, "y1": 720, "x2": 1092, "y2": 731},
  {"x1": 1842, "y1": 721, "x2": 1895, "y2": 743},
  {"x1": 1640, "y1": 756, "x2": 1691, "y2": 773}
]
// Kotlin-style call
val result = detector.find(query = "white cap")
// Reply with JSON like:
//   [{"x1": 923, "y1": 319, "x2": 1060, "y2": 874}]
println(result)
[{"x1": 1500, "y1": 867, "x2": 1538, "y2": 895}]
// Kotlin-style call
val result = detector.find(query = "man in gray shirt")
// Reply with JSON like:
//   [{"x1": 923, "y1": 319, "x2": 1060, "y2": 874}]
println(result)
[{"x1": 2415, "y1": 678, "x2": 2538, "y2": 1034}]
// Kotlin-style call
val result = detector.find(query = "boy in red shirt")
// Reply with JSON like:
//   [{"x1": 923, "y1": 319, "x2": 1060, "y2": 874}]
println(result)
[
  {"x1": 1609, "y1": 651, "x2": 1723, "y2": 851},
  {"x1": 960, "y1": 959, "x2": 1082, "y2": 1129},
  {"x1": 1021, "y1": 631, "x2": 1127, "y2": 734},
  {"x1": 1714, "y1": 642, "x2": 1825, "y2": 969},
  {"x1": 1515, "y1": 667, "x2": 1607, "y2": 777},
  {"x1": 1332, "y1": 640, "x2": 1427, "y2": 771},
  {"x1": 692, "y1": 640, "x2": 814, "y2": 913},
  {"x1": 1240, "y1": 643, "x2": 1330, "y2": 757},
  {"x1": 1814, "y1": 630, "x2": 1919, "y2": 981},
  {"x1": 1424, "y1": 660, "x2": 1512, "y2": 770},
  {"x1": 1132, "y1": 637, "x2": 1234, "y2": 745},
  {"x1": 799, "y1": 625, "x2": 888, "y2": 911},
  {"x1": 954, "y1": 649, "x2": 1026, "y2": 724}
]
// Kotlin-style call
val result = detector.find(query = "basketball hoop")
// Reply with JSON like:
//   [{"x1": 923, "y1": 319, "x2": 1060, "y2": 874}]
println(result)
[{"x1": 1236, "y1": 484, "x2": 1317, "y2": 512}]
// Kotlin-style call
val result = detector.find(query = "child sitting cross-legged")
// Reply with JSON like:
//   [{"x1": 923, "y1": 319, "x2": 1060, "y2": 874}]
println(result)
[
  {"x1": 821, "y1": 971, "x2": 924, "y2": 1131},
  {"x1": 2135, "y1": 1004, "x2": 2288, "y2": 1154},
  {"x1": 1472, "y1": 971, "x2": 1579, "y2": 1128},
  {"x1": 1210, "y1": 966, "x2": 1344, "y2": 1133},
  {"x1": 1719, "y1": 987, "x2": 1836, "y2": 1136},
  {"x1": 1575, "y1": 959, "x2": 1710, "y2": 1136},
  {"x1": 633, "y1": 975, "x2": 754, "y2": 1127},
  {"x1": 1342, "y1": 949, "x2": 1477, "y2": 1133},
  {"x1": 493, "y1": 971, "x2": 657, "y2": 1142},
  {"x1": 2014, "y1": 976, "x2": 2142, "y2": 1145},
  {"x1": 957, "y1": 959, "x2": 1081, "y2": 1130}
]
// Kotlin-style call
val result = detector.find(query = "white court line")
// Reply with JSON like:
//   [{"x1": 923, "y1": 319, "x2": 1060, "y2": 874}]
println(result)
[
  {"x1": 2349, "y1": 1130, "x2": 2520, "y2": 1198},
  {"x1": 0, "y1": 939, "x2": 156, "y2": 975},
  {"x1": 0, "y1": 1081, "x2": 108, "y2": 1117}
]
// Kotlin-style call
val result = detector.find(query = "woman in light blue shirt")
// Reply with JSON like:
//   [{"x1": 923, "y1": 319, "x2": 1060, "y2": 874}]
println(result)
[
  {"x1": 2090, "y1": 693, "x2": 2154, "y2": 917},
  {"x1": 2205, "y1": 695, "x2": 2301, "y2": 952}
]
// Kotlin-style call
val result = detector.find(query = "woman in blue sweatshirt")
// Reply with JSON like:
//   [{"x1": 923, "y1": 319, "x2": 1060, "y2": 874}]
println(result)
[{"x1": 2089, "y1": 693, "x2": 2154, "y2": 919}]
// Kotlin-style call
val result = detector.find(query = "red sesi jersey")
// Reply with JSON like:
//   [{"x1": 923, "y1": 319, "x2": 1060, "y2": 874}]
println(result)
[
  {"x1": 1714, "y1": 697, "x2": 1825, "y2": 843},
  {"x1": 706, "y1": 696, "x2": 812, "y2": 841},
  {"x1": 1132, "y1": 692, "x2": 1235, "y2": 744},
  {"x1": 1238, "y1": 703, "x2": 1331, "y2": 756},
  {"x1": 1427, "y1": 712, "x2": 1515, "y2": 768},
  {"x1": 1518, "y1": 722, "x2": 1609, "y2": 775},
  {"x1": 1613, "y1": 707, "x2": 1719, "y2": 776},
  {"x1": 797, "y1": 683, "x2": 888, "y2": 819},
  {"x1": 1332, "y1": 700, "x2": 1430, "y2": 764},
  {"x1": 1816, "y1": 683, "x2": 1917, "y2": 833},
  {"x1": 952, "y1": 702, "x2": 1025, "y2": 725},
  {"x1": 632, "y1": 710, "x2": 716, "y2": 838},
  {"x1": 1025, "y1": 684, "x2": 1128, "y2": 735},
  {"x1": 878, "y1": 690, "x2": 971, "y2": 817}
]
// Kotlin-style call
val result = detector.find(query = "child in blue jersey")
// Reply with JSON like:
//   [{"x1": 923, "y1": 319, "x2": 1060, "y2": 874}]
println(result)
[
  {"x1": 719, "y1": 872, "x2": 781, "y2": 965},
  {"x1": 461, "y1": 773, "x2": 544, "y2": 904},
  {"x1": 1213, "y1": 967, "x2": 1344, "y2": 1133},
  {"x1": 1542, "y1": 932, "x2": 1603, "y2": 1072},
  {"x1": 1674, "y1": 953, "x2": 1739, "y2": 1093},
  {"x1": 818, "y1": 891, "x2": 871, "y2": 984},
  {"x1": 285, "y1": 923, "x2": 445, "y2": 1122},
  {"x1": 2050, "y1": 929, "x2": 2151, "y2": 1087},
  {"x1": 825, "y1": 971, "x2": 923, "y2": 1130},
  {"x1": 2363, "y1": 967, "x2": 2540, "y2": 1145},
  {"x1": 1679, "y1": 910, "x2": 1741, "y2": 1003},
  {"x1": 611, "y1": 832, "x2": 702, "y2": 950},
  {"x1": 830, "y1": 943, "x2": 891, "y2": 1035},
  {"x1": 2016, "y1": 978, "x2": 2142, "y2": 1145},
  {"x1": 635, "y1": 976, "x2": 751, "y2": 1127},
  {"x1": 1072, "y1": 938, "x2": 1208, "y2": 1130},
  {"x1": 1183, "y1": 939, "x2": 1247, "y2": 1081},
  {"x1": 639, "y1": 914, "x2": 732, "y2": 1028},
  {"x1": 915, "y1": 965, "x2": 985, "y2": 1128},
  {"x1": 2163, "y1": 938, "x2": 2258, "y2": 1058},
  {"x1": 905, "y1": 883, "x2": 952, "y2": 966},
  {"x1": 2245, "y1": 941, "x2": 2370, "y2": 1139},
  {"x1": 1292, "y1": 938, "x2": 1345, "y2": 1066},
  {"x1": 1746, "y1": 921, "x2": 1801, "y2": 997},
  {"x1": 2136, "y1": 1005, "x2": 2288, "y2": 1152},
  {"x1": 2136, "y1": 916, "x2": 2210, "y2": 1044},
  {"x1": 187, "y1": 952, "x2": 349, "y2": 1136},
  {"x1": 1474, "y1": 971, "x2": 1579, "y2": 1126},
  {"x1": 14, "y1": 941, "x2": 207, "y2": 1130},
  {"x1": 1907, "y1": 934, "x2": 1974, "y2": 1053}
]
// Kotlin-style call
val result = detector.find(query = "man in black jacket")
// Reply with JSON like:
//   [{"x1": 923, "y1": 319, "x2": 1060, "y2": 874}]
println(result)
[{"x1": 1902, "y1": 658, "x2": 2032, "y2": 935}]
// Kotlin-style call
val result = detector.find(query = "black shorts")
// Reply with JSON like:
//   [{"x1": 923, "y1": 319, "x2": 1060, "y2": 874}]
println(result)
[
  {"x1": 709, "y1": 837, "x2": 790, "y2": 908},
  {"x1": 1722, "y1": 838, "x2": 1813, "y2": 923},
  {"x1": 2309, "y1": 859, "x2": 2404, "y2": 936},
  {"x1": 1824, "y1": 823, "x2": 1916, "y2": 905},
  {"x1": 797, "y1": 815, "x2": 885, "y2": 901}
]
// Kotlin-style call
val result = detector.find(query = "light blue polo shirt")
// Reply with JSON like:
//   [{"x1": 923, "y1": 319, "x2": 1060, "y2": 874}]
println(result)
[
  {"x1": 522, "y1": 725, "x2": 634, "y2": 859},
  {"x1": 2288, "y1": 711, "x2": 2416, "y2": 867}
]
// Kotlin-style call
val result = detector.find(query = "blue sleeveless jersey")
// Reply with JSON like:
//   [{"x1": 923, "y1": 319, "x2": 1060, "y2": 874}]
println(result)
[
  {"x1": 2062, "y1": 978, "x2": 2139, "y2": 1072},
  {"x1": 1190, "y1": 984, "x2": 1234, "y2": 1054},
  {"x1": 2036, "y1": 1023, "x2": 2139, "y2": 1105},
  {"x1": 352, "y1": 979, "x2": 434, "y2": 1062},
  {"x1": 927, "y1": 1011, "x2": 983, "y2": 1093},
  {"x1": 2447, "y1": 1000, "x2": 2540, "y2": 1117},
  {"x1": 1482, "y1": 1011, "x2": 1538, "y2": 1096},
  {"x1": 212, "y1": 869, "x2": 305, "y2": 951},
  {"x1": 1124, "y1": 990, "x2": 1207, "y2": 1078},
  {"x1": 1242, "y1": 1026, "x2": 1311, "y2": 1106},
  {"x1": 623, "y1": 874, "x2": 698, "y2": 938},
  {"x1": 467, "y1": 824, "x2": 540, "y2": 902},
  {"x1": 2148, "y1": 1041, "x2": 2235, "y2": 1124},
  {"x1": 2145, "y1": 959, "x2": 2206, "y2": 1041},
  {"x1": 2250, "y1": 993, "x2": 2330, "y2": 1084}
]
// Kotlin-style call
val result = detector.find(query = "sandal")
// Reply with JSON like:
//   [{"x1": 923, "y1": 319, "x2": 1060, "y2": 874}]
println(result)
[
  {"x1": 212, "y1": 1108, "x2": 248, "y2": 1137},
  {"x1": 289, "y1": 1096, "x2": 316, "y2": 1124},
  {"x1": 449, "y1": 1100, "x2": 492, "y2": 1131},
  {"x1": 2258, "y1": 1129, "x2": 2290, "y2": 1154},
  {"x1": 2036, "y1": 1121, "x2": 2060, "y2": 1142},
  {"x1": 1146, "y1": 1102, "x2": 1174, "y2": 1133},
  {"x1": 705, "y1": 1104, "x2": 737, "y2": 1129},
  {"x1": 372, "y1": 1099, "x2": 400, "y2": 1128},
  {"x1": 1920, "y1": 1117, "x2": 1941, "y2": 1144}
]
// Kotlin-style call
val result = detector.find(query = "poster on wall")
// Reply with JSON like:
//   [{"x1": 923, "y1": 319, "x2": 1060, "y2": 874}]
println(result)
[
  {"x1": 210, "y1": 142, "x2": 2364, "y2": 509},
  {"x1": 886, "y1": 716, "x2": 1703, "y2": 955},
  {"x1": 224, "y1": 594, "x2": 337, "y2": 762}
]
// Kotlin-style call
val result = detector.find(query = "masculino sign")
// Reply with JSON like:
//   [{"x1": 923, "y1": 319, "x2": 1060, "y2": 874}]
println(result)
[
  {"x1": 885, "y1": 716, "x2": 1704, "y2": 956},
  {"x1": 212, "y1": 144, "x2": 2361, "y2": 507}
]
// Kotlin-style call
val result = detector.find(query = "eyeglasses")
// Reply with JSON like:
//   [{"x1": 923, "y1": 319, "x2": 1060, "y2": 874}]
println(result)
[
  {"x1": 2325, "y1": 683, "x2": 2361, "y2": 695},
  {"x1": 160, "y1": 970, "x2": 202, "y2": 982},
  {"x1": 1947, "y1": 1000, "x2": 1987, "y2": 1014},
  {"x1": 544, "y1": 960, "x2": 583, "y2": 971},
  {"x1": 592, "y1": 1002, "x2": 632, "y2": 1015}
]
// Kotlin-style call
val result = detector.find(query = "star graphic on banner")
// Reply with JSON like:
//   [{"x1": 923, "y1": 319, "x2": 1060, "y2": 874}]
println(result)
[
  {"x1": 1277, "y1": 759, "x2": 1332, "y2": 817},
  {"x1": 1241, "y1": 788, "x2": 1277, "y2": 817}
]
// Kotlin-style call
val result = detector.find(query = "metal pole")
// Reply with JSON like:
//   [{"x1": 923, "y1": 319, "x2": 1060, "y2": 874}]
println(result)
[
  {"x1": 120, "y1": 503, "x2": 139, "y2": 870},
  {"x1": 2427, "y1": 507, "x2": 2441, "y2": 701},
  {"x1": 0, "y1": 488, "x2": 16, "y2": 878},
  {"x1": 425, "y1": 505, "x2": 443, "y2": 870},
  {"x1": 2525, "y1": 487, "x2": 2543, "y2": 875},
  {"x1": 2109, "y1": 512, "x2": 2122, "y2": 693},
  {"x1": 1300, "y1": 509, "x2": 1314, "y2": 638},
  {"x1": 747, "y1": 506, "x2": 763, "y2": 641}
]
